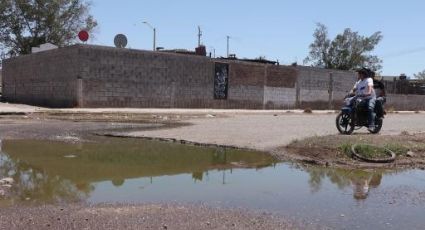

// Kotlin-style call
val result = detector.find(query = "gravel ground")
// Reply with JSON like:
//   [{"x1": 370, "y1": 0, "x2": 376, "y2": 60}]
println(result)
[{"x1": 0, "y1": 204, "x2": 318, "y2": 230}]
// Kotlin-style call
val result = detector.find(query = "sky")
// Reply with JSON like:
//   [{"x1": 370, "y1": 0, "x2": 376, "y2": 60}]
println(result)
[{"x1": 89, "y1": 0, "x2": 425, "y2": 77}]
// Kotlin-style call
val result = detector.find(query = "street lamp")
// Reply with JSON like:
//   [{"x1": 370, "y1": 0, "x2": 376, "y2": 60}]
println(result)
[{"x1": 143, "y1": 21, "x2": 156, "y2": 51}]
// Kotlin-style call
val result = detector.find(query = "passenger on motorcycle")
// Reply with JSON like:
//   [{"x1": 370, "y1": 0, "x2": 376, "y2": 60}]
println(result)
[
  {"x1": 370, "y1": 70, "x2": 386, "y2": 118},
  {"x1": 347, "y1": 68, "x2": 377, "y2": 131}
]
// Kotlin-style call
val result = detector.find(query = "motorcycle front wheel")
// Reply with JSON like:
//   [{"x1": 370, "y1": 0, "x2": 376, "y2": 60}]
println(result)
[{"x1": 336, "y1": 112, "x2": 355, "y2": 135}]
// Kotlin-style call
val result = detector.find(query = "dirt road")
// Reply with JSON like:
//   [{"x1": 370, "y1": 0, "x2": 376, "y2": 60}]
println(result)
[
  {"x1": 1, "y1": 102, "x2": 424, "y2": 151},
  {"x1": 115, "y1": 113, "x2": 425, "y2": 151}
]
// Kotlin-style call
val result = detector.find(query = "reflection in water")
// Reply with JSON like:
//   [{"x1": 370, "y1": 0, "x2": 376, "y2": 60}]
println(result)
[
  {"x1": 0, "y1": 139, "x2": 277, "y2": 205},
  {"x1": 0, "y1": 153, "x2": 92, "y2": 205},
  {"x1": 301, "y1": 165, "x2": 388, "y2": 200},
  {"x1": 2, "y1": 139, "x2": 425, "y2": 229},
  {"x1": 352, "y1": 173, "x2": 383, "y2": 200}
]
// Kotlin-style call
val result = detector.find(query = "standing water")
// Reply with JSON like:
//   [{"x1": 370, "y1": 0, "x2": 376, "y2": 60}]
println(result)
[{"x1": 1, "y1": 138, "x2": 425, "y2": 229}]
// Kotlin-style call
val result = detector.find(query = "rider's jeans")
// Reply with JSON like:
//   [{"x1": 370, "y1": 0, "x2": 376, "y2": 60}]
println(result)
[
  {"x1": 376, "y1": 97, "x2": 386, "y2": 117},
  {"x1": 366, "y1": 97, "x2": 376, "y2": 128}
]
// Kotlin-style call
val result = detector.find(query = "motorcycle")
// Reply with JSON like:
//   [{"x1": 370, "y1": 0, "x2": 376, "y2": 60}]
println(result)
[{"x1": 336, "y1": 96, "x2": 383, "y2": 135}]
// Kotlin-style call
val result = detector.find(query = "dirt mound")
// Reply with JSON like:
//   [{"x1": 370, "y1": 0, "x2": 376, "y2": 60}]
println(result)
[{"x1": 279, "y1": 132, "x2": 425, "y2": 169}]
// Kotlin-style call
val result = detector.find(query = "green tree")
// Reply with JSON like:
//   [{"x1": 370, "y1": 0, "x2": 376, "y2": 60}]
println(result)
[
  {"x1": 414, "y1": 70, "x2": 425, "y2": 80},
  {"x1": 0, "y1": 0, "x2": 97, "y2": 56},
  {"x1": 304, "y1": 23, "x2": 383, "y2": 71}
]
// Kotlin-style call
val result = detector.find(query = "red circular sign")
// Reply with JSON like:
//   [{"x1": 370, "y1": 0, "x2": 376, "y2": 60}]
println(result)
[{"x1": 78, "y1": 30, "x2": 89, "y2": 42}]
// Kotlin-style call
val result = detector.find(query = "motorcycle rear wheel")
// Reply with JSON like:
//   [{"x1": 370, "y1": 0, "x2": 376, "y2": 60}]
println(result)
[
  {"x1": 368, "y1": 118, "x2": 383, "y2": 134},
  {"x1": 336, "y1": 113, "x2": 355, "y2": 135}
]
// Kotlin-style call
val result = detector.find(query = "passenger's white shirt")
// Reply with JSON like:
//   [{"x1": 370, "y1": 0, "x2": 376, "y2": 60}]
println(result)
[{"x1": 354, "y1": 78, "x2": 375, "y2": 98}]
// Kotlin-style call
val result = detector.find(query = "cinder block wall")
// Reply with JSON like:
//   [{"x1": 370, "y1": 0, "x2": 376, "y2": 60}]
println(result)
[
  {"x1": 386, "y1": 94, "x2": 425, "y2": 111},
  {"x1": 78, "y1": 45, "x2": 214, "y2": 108},
  {"x1": 226, "y1": 62, "x2": 265, "y2": 109},
  {"x1": 2, "y1": 46, "x2": 82, "y2": 107},
  {"x1": 264, "y1": 66, "x2": 297, "y2": 109},
  {"x1": 76, "y1": 45, "x2": 287, "y2": 109},
  {"x1": 3, "y1": 45, "x2": 291, "y2": 109},
  {"x1": 65, "y1": 45, "x2": 300, "y2": 109},
  {"x1": 297, "y1": 66, "x2": 356, "y2": 109},
  {"x1": 3, "y1": 44, "x2": 425, "y2": 110}
]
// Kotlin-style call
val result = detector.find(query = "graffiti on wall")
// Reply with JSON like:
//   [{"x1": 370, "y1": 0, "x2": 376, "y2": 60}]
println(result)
[{"x1": 214, "y1": 63, "x2": 229, "y2": 99}]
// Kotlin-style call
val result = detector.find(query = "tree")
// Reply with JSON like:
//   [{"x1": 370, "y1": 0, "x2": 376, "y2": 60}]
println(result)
[
  {"x1": 414, "y1": 70, "x2": 425, "y2": 80},
  {"x1": 0, "y1": 0, "x2": 97, "y2": 56},
  {"x1": 304, "y1": 23, "x2": 383, "y2": 71}
]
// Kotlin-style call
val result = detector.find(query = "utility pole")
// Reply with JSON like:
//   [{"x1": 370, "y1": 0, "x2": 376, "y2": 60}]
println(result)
[
  {"x1": 226, "y1": 35, "x2": 230, "y2": 58},
  {"x1": 197, "y1": 26, "x2": 202, "y2": 47}
]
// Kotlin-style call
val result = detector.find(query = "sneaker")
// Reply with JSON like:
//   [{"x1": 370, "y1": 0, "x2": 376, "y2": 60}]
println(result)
[{"x1": 368, "y1": 126, "x2": 375, "y2": 132}]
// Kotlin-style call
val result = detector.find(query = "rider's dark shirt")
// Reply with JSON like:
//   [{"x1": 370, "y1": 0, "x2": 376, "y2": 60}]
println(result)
[
  {"x1": 373, "y1": 80, "x2": 385, "y2": 97},
  {"x1": 373, "y1": 80, "x2": 385, "y2": 90}
]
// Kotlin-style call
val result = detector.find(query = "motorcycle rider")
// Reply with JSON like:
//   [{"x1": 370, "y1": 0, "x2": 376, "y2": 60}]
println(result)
[{"x1": 348, "y1": 67, "x2": 376, "y2": 131}]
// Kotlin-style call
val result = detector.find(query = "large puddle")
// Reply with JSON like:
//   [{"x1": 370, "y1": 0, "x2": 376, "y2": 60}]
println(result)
[{"x1": 1, "y1": 138, "x2": 425, "y2": 229}]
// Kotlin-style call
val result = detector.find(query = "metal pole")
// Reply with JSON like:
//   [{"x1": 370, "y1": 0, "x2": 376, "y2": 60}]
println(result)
[
  {"x1": 226, "y1": 36, "x2": 230, "y2": 57},
  {"x1": 153, "y1": 28, "x2": 156, "y2": 51}
]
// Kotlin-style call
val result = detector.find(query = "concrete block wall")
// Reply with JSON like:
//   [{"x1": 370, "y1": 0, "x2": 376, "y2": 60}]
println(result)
[
  {"x1": 297, "y1": 66, "x2": 356, "y2": 109},
  {"x1": 76, "y1": 46, "x2": 297, "y2": 109},
  {"x1": 2, "y1": 44, "x2": 425, "y2": 110},
  {"x1": 386, "y1": 94, "x2": 425, "y2": 111},
  {"x1": 78, "y1": 46, "x2": 214, "y2": 108},
  {"x1": 2, "y1": 45, "x2": 254, "y2": 109},
  {"x1": 76, "y1": 46, "x2": 279, "y2": 109},
  {"x1": 2, "y1": 46, "x2": 81, "y2": 107},
  {"x1": 226, "y1": 62, "x2": 265, "y2": 109},
  {"x1": 263, "y1": 66, "x2": 297, "y2": 109}
]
